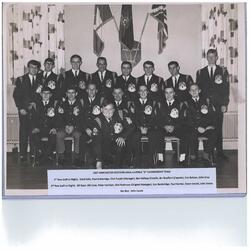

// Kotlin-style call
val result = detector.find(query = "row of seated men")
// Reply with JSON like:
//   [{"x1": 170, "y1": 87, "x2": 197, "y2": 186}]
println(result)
[{"x1": 13, "y1": 50, "x2": 230, "y2": 168}]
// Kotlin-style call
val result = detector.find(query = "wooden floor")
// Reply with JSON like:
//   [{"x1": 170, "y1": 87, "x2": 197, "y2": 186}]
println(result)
[{"x1": 6, "y1": 150, "x2": 238, "y2": 189}]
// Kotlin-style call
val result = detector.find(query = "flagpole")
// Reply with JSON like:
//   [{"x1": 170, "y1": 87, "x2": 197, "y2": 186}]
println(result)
[{"x1": 132, "y1": 12, "x2": 150, "y2": 66}]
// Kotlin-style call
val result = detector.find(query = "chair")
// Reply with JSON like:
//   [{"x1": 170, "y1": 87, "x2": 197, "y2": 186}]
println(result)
[
  {"x1": 56, "y1": 136, "x2": 74, "y2": 167},
  {"x1": 164, "y1": 136, "x2": 180, "y2": 162},
  {"x1": 140, "y1": 136, "x2": 157, "y2": 165}
]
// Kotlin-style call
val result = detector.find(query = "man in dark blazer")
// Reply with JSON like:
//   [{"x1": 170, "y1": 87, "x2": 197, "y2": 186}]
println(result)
[
  {"x1": 90, "y1": 57, "x2": 117, "y2": 99},
  {"x1": 58, "y1": 54, "x2": 90, "y2": 100},
  {"x1": 116, "y1": 61, "x2": 138, "y2": 101},
  {"x1": 13, "y1": 60, "x2": 43, "y2": 161},
  {"x1": 137, "y1": 60, "x2": 164, "y2": 102},
  {"x1": 37, "y1": 58, "x2": 60, "y2": 104},
  {"x1": 196, "y1": 49, "x2": 230, "y2": 160},
  {"x1": 165, "y1": 61, "x2": 194, "y2": 102}
]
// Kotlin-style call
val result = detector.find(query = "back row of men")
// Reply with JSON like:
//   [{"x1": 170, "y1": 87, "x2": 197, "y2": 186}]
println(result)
[{"x1": 13, "y1": 49, "x2": 230, "y2": 168}]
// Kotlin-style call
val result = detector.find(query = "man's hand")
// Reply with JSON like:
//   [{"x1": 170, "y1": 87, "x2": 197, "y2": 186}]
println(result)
[
  {"x1": 206, "y1": 126, "x2": 215, "y2": 131},
  {"x1": 49, "y1": 128, "x2": 57, "y2": 135},
  {"x1": 86, "y1": 128, "x2": 92, "y2": 137},
  {"x1": 116, "y1": 137, "x2": 126, "y2": 147},
  {"x1": 197, "y1": 127, "x2": 205, "y2": 133},
  {"x1": 19, "y1": 109, "x2": 27, "y2": 115},
  {"x1": 140, "y1": 127, "x2": 148, "y2": 135},
  {"x1": 221, "y1": 105, "x2": 227, "y2": 113},
  {"x1": 65, "y1": 125, "x2": 74, "y2": 134},
  {"x1": 32, "y1": 128, "x2": 40, "y2": 134},
  {"x1": 165, "y1": 125, "x2": 174, "y2": 133}
]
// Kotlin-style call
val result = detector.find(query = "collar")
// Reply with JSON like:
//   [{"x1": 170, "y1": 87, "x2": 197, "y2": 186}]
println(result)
[
  {"x1": 192, "y1": 96, "x2": 200, "y2": 102},
  {"x1": 43, "y1": 71, "x2": 51, "y2": 77},
  {"x1": 99, "y1": 70, "x2": 106, "y2": 75},
  {"x1": 72, "y1": 69, "x2": 79, "y2": 76},
  {"x1": 116, "y1": 100, "x2": 122, "y2": 105},
  {"x1": 172, "y1": 74, "x2": 180, "y2": 81},
  {"x1": 140, "y1": 98, "x2": 147, "y2": 104},
  {"x1": 208, "y1": 65, "x2": 216, "y2": 70},
  {"x1": 144, "y1": 74, "x2": 152, "y2": 81},
  {"x1": 28, "y1": 74, "x2": 36, "y2": 80},
  {"x1": 43, "y1": 100, "x2": 49, "y2": 105},
  {"x1": 167, "y1": 99, "x2": 174, "y2": 105},
  {"x1": 68, "y1": 99, "x2": 76, "y2": 105},
  {"x1": 88, "y1": 97, "x2": 96, "y2": 102},
  {"x1": 123, "y1": 75, "x2": 130, "y2": 81}
]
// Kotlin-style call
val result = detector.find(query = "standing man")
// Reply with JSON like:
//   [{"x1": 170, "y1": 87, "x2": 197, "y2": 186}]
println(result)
[
  {"x1": 116, "y1": 61, "x2": 138, "y2": 101},
  {"x1": 58, "y1": 54, "x2": 90, "y2": 100},
  {"x1": 165, "y1": 61, "x2": 194, "y2": 102},
  {"x1": 137, "y1": 60, "x2": 164, "y2": 102},
  {"x1": 91, "y1": 57, "x2": 117, "y2": 98},
  {"x1": 196, "y1": 49, "x2": 230, "y2": 159},
  {"x1": 37, "y1": 58, "x2": 60, "y2": 103},
  {"x1": 13, "y1": 60, "x2": 43, "y2": 161}
]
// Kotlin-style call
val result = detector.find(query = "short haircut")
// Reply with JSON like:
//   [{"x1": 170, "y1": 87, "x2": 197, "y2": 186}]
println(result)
[
  {"x1": 97, "y1": 57, "x2": 107, "y2": 64},
  {"x1": 168, "y1": 61, "x2": 179, "y2": 68},
  {"x1": 143, "y1": 60, "x2": 154, "y2": 68},
  {"x1": 164, "y1": 85, "x2": 175, "y2": 91},
  {"x1": 113, "y1": 85, "x2": 124, "y2": 92},
  {"x1": 121, "y1": 61, "x2": 132, "y2": 68},
  {"x1": 138, "y1": 83, "x2": 148, "y2": 90},
  {"x1": 27, "y1": 60, "x2": 41, "y2": 68},
  {"x1": 66, "y1": 85, "x2": 77, "y2": 92},
  {"x1": 70, "y1": 54, "x2": 82, "y2": 62},
  {"x1": 101, "y1": 98, "x2": 115, "y2": 108},
  {"x1": 189, "y1": 82, "x2": 199, "y2": 90},
  {"x1": 44, "y1": 57, "x2": 55, "y2": 65},
  {"x1": 41, "y1": 86, "x2": 52, "y2": 93},
  {"x1": 207, "y1": 48, "x2": 218, "y2": 56},
  {"x1": 87, "y1": 82, "x2": 97, "y2": 88}
]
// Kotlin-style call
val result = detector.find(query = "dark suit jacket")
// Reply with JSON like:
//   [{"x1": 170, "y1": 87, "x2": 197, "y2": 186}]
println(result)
[
  {"x1": 116, "y1": 74, "x2": 138, "y2": 100},
  {"x1": 13, "y1": 73, "x2": 43, "y2": 111},
  {"x1": 196, "y1": 65, "x2": 230, "y2": 109},
  {"x1": 90, "y1": 70, "x2": 118, "y2": 97},
  {"x1": 165, "y1": 73, "x2": 194, "y2": 102},
  {"x1": 137, "y1": 74, "x2": 164, "y2": 101}
]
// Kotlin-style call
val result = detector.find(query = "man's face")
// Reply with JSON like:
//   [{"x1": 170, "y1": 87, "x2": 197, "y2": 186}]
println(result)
[
  {"x1": 70, "y1": 57, "x2": 82, "y2": 70},
  {"x1": 143, "y1": 63, "x2": 154, "y2": 76},
  {"x1": 113, "y1": 88, "x2": 123, "y2": 101},
  {"x1": 207, "y1": 52, "x2": 218, "y2": 65},
  {"x1": 121, "y1": 64, "x2": 132, "y2": 76},
  {"x1": 87, "y1": 84, "x2": 97, "y2": 98},
  {"x1": 41, "y1": 91, "x2": 51, "y2": 101},
  {"x1": 97, "y1": 59, "x2": 107, "y2": 72},
  {"x1": 44, "y1": 61, "x2": 54, "y2": 72},
  {"x1": 66, "y1": 89, "x2": 77, "y2": 101},
  {"x1": 138, "y1": 86, "x2": 148, "y2": 99},
  {"x1": 189, "y1": 85, "x2": 200, "y2": 98},
  {"x1": 102, "y1": 104, "x2": 115, "y2": 119},
  {"x1": 28, "y1": 64, "x2": 39, "y2": 75},
  {"x1": 168, "y1": 64, "x2": 180, "y2": 77},
  {"x1": 164, "y1": 88, "x2": 175, "y2": 101}
]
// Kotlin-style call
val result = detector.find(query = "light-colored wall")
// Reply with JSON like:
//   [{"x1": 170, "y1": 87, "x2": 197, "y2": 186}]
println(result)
[{"x1": 65, "y1": 4, "x2": 202, "y2": 80}]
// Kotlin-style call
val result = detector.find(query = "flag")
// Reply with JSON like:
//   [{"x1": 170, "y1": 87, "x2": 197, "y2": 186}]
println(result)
[
  {"x1": 119, "y1": 5, "x2": 134, "y2": 50},
  {"x1": 93, "y1": 5, "x2": 113, "y2": 56},
  {"x1": 150, "y1": 5, "x2": 168, "y2": 54},
  {"x1": 119, "y1": 5, "x2": 141, "y2": 67}
]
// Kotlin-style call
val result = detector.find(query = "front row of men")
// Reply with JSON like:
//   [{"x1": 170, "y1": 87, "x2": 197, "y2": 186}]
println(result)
[{"x1": 27, "y1": 81, "x2": 217, "y2": 168}]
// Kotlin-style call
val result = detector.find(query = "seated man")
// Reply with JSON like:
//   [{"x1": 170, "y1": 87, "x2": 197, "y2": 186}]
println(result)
[
  {"x1": 112, "y1": 86, "x2": 129, "y2": 115},
  {"x1": 186, "y1": 83, "x2": 217, "y2": 163},
  {"x1": 157, "y1": 86, "x2": 188, "y2": 165},
  {"x1": 31, "y1": 87, "x2": 57, "y2": 161},
  {"x1": 87, "y1": 99, "x2": 134, "y2": 169},
  {"x1": 56, "y1": 85, "x2": 83, "y2": 166},
  {"x1": 130, "y1": 84, "x2": 159, "y2": 167}
]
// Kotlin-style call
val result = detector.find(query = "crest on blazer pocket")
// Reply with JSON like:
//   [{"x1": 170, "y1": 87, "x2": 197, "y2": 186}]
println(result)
[
  {"x1": 73, "y1": 106, "x2": 80, "y2": 116},
  {"x1": 170, "y1": 108, "x2": 179, "y2": 118},
  {"x1": 178, "y1": 82, "x2": 187, "y2": 90},
  {"x1": 128, "y1": 83, "x2": 136, "y2": 92},
  {"x1": 47, "y1": 107, "x2": 55, "y2": 117},
  {"x1": 150, "y1": 83, "x2": 158, "y2": 92},
  {"x1": 144, "y1": 105, "x2": 152, "y2": 115},
  {"x1": 36, "y1": 85, "x2": 43, "y2": 93},
  {"x1": 105, "y1": 79, "x2": 112, "y2": 88},
  {"x1": 58, "y1": 106, "x2": 64, "y2": 114},
  {"x1": 215, "y1": 74, "x2": 223, "y2": 84},
  {"x1": 114, "y1": 122, "x2": 123, "y2": 134},
  {"x1": 78, "y1": 80, "x2": 86, "y2": 90},
  {"x1": 48, "y1": 80, "x2": 56, "y2": 90},
  {"x1": 92, "y1": 105, "x2": 101, "y2": 115},
  {"x1": 92, "y1": 127, "x2": 99, "y2": 136},
  {"x1": 201, "y1": 105, "x2": 208, "y2": 114}
]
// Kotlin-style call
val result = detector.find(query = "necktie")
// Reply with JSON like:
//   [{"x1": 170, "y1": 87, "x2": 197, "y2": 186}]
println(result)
[
  {"x1": 146, "y1": 77, "x2": 149, "y2": 85},
  {"x1": 101, "y1": 72, "x2": 104, "y2": 82},
  {"x1": 32, "y1": 76, "x2": 35, "y2": 86},
  {"x1": 210, "y1": 67, "x2": 214, "y2": 79},
  {"x1": 74, "y1": 71, "x2": 77, "y2": 78},
  {"x1": 44, "y1": 72, "x2": 48, "y2": 79},
  {"x1": 174, "y1": 77, "x2": 177, "y2": 87}
]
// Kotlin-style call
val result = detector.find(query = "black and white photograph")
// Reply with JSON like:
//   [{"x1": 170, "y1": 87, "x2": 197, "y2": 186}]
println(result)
[{"x1": 2, "y1": 2, "x2": 246, "y2": 197}]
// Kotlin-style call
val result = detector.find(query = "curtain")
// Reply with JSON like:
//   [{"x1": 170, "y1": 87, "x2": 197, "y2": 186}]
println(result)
[
  {"x1": 7, "y1": 4, "x2": 65, "y2": 85},
  {"x1": 201, "y1": 3, "x2": 238, "y2": 84}
]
